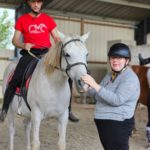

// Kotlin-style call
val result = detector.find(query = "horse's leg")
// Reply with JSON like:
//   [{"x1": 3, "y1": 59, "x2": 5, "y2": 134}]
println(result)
[
  {"x1": 7, "y1": 107, "x2": 15, "y2": 150},
  {"x1": 24, "y1": 118, "x2": 32, "y2": 150},
  {"x1": 58, "y1": 109, "x2": 68, "y2": 150},
  {"x1": 31, "y1": 108, "x2": 41, "y2": 150}
]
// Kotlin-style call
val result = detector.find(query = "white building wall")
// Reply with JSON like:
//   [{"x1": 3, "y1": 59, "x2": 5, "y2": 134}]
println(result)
[
  {"x1": 0, "y1": 50, "x2": 14, "y2": 98},
  {"x1": 53, "y1": 17, "x2": 135, "y2": 62},
  {"x1": 84, "y1": 23, "x2": 134, "y2": 62},
  {"x1": 55, "y1": 19, "x2": 80, "y2": 35}
]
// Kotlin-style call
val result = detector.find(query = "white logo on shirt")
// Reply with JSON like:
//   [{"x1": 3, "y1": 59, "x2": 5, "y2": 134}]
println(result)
[{"x1": 29, "y1": 24, "x2": 47, "y2": 33}]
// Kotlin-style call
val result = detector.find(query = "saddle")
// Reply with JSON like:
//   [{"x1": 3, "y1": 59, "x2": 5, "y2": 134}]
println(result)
[
  {"x1": 8, "y1": 72, "x2": 31, "y2": 96},
  {"x1": 7, "y1": 59, "x2": 38, "y2": 111}
]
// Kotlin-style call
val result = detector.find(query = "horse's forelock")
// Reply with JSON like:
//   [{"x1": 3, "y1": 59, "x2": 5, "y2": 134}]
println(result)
[{"x1": 43, "y1": 41, "x2": 62, "y2": 75}]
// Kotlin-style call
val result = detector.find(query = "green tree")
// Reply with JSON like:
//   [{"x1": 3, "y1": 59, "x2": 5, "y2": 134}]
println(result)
[{"x1": 0, "y1": 10, "x2": 13, "y2": 49}]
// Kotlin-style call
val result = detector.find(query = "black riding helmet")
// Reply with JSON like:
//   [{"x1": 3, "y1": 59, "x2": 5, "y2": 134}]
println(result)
[{"x1": 108, "y1": 43, "x2": 131, "y2": 60}]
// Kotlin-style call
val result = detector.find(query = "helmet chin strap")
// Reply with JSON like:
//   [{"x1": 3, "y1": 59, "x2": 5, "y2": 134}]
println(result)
[
  {"x1": 111, "y1": 65, "x2": 128, "y2": 82},
  {"x1": 112, "y1": 64, "x2": 128, "y2": 73},
  {"x1": 111, "y1": 58, "x2": 129, "y2": 73}
]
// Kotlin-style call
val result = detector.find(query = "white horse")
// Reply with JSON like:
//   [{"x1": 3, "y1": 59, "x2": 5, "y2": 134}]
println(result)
[{"x1": 2, "y1": 32, "x2": 89, "y2": 150}]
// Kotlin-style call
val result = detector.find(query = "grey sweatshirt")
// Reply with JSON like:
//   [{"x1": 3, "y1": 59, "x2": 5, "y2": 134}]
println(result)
[{"x1": 88, "y1": 67, "x2": 140, "y2": 121}]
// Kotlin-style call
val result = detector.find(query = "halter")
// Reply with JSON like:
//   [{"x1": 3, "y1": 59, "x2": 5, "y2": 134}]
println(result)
[{"x1": 60, "y1": 39, "x2": 90, "y2": 76}]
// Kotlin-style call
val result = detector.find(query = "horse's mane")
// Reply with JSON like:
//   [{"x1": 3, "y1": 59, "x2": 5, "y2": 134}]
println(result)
[
  {"x1": 43, "y1": 34, "x2": 83, "y2": 75},
  {"x1": 43, "y1": 41, "x2": 62, "y2": 75}
]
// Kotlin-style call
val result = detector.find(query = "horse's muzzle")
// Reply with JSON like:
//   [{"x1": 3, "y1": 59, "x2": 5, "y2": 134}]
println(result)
[{"x1": 77, "y1": 80, "x2": 89, "y2": 93}]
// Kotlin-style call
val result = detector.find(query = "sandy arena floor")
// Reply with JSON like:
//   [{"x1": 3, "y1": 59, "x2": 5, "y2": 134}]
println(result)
[{"x1": 0, "y1": 103, "x2": 149, "y2": 150}]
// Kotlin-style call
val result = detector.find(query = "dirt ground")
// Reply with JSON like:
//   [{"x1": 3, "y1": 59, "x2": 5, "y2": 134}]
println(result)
[{"x1": 0, "y1": 102, "x2": 149, "y2": 150}]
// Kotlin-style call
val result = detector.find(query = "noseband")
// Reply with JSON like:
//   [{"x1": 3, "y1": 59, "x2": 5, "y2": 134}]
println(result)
[{"x1": 60, "y1": 39, "x2": 90, "y2": 76}]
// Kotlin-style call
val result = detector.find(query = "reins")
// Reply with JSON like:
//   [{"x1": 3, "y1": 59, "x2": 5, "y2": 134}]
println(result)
[
  {"x1": 27, "y1": 44, "x2": 49, "y2": 60},
  {"x1": 28, "y1": 50, "x2": 41, "y2": 60}
]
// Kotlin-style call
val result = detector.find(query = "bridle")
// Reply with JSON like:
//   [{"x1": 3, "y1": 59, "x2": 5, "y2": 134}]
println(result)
[
  {"x1": 27, "y1": 39, "x2": 90, "y2": 76},
  {"x1": 60, "y1": 39, "x2": 90, "y2": 76}
]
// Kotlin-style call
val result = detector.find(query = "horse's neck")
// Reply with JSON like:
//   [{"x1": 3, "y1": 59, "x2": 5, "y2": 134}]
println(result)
[{"x1": 37, "y1": 61, "x2": 68, "y2": 85}]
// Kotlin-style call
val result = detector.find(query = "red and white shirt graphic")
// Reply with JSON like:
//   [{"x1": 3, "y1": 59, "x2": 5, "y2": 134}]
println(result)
[{"x1": 15, "y1": 13, "x2": 56, "y2": 48}]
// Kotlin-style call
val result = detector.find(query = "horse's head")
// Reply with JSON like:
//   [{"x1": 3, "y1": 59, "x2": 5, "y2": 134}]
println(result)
[{"x1": 59, "y1": 31, "x2": 90, "y2": 93}]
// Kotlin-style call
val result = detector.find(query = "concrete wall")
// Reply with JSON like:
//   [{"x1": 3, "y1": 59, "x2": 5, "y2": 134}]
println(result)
[
  {"x1": 53, "y1": 16, "x2": 135, "y2": 62},
  {"x1": 0, "y1": 49, "x2": 14, "y2": 99}
]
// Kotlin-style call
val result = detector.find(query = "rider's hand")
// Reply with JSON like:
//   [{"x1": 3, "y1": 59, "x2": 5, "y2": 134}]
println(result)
[{"x1": 24, "y1": 43, "x2": 35, "y2": 51}]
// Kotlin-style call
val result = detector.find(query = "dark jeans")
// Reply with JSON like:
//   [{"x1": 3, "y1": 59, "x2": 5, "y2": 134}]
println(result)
[
  {"x1": 94, "y1": 117, "x2": 134, "y2": 150},
  {"x1": 10, "y1": 48, "x2": 48, "y2": 88}
]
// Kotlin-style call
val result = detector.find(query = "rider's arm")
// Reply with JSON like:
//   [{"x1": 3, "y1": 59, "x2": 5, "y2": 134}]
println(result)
[
  {"x1": 12, "y1": 30, "x2": 25, "y2": 49},
  {"x1": 51, "y1": 28, "x2": 61, "y2": 43},
  {"x1": 12, "y1": 30, "x2": 34, "y2": 50}
]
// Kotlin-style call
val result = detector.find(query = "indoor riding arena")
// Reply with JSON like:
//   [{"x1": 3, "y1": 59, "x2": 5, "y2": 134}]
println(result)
[{"x1": 1, "y1": 0, "x2": 150, "y2": 150}]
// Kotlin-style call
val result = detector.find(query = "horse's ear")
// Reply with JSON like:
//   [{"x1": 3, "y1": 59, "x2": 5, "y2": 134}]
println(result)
[
  {"x1": 81, "y1": 32, "x2": 90, "y2": 43},
  {"x1": 58, "y1": 31, "x2": 66, "y2": 40}
]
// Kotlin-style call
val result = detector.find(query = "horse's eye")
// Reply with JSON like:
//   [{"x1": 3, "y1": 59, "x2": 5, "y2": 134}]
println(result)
[{"x1": 65, "y1": 53, "x2": 70, "y2": 57}]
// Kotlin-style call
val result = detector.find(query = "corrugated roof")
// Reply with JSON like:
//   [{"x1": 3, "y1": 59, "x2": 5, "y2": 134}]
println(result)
[{"x1": 0, "y1": 0, "x2": 150, "y2": 24}]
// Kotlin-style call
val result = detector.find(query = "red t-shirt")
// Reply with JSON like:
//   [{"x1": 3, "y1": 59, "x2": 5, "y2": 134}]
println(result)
[{"x1": 15, "y1": 13, "x2": 56, "y2": 48}]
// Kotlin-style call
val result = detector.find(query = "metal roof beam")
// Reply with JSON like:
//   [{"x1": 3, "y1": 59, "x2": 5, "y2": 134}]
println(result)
[
  {"x1": 0, "y1": 3, "x2": 16, "y2": 9},
  {"x1": 43, "y1": 0, "x2": 54, "y2": 7},
  {"x1": 0, "y1": 3, "x2": 137, "y2": 26},
  {"x1": 43, "y1": 9, "x2": 137, "y2": 27},
  {"x1": 96, "y1": 0, "x2": 150, "y2": 9}
]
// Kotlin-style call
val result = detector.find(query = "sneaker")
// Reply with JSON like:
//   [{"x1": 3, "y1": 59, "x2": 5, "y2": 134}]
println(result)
[
  {"x1": 0, "y1": 110, "x2": 7, "y2": 122},
  {"x1": 69, "y1": 112, "x2": 79, "y2": 122}
]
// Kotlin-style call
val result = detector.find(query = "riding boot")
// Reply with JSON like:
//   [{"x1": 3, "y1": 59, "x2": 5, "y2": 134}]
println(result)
[
  {"x1": 68, "y1": 78, "x2": 79, "y2": 122},
  {"x1": 69, "y1": 111, "x2": 79, "y2": 122},
  {"x1": 0, "y1": 85, "x2": 15, "y2": 122},
  {"x1": 138, "y1": 53, "x2": 150, "y2": 66}
]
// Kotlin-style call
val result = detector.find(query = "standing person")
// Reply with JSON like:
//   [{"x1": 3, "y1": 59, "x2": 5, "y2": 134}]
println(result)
[
  {"x1": 81, "y1": 43, "x2": 140, "y2": 150},
  {"x1": 0, "y1": 0, "x2": 79, "y2": 122}
]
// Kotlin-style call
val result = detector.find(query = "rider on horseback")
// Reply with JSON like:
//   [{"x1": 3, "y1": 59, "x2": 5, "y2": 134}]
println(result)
[{"x1": 0, "y1": 0, "x2": 79, "y2": 122}]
